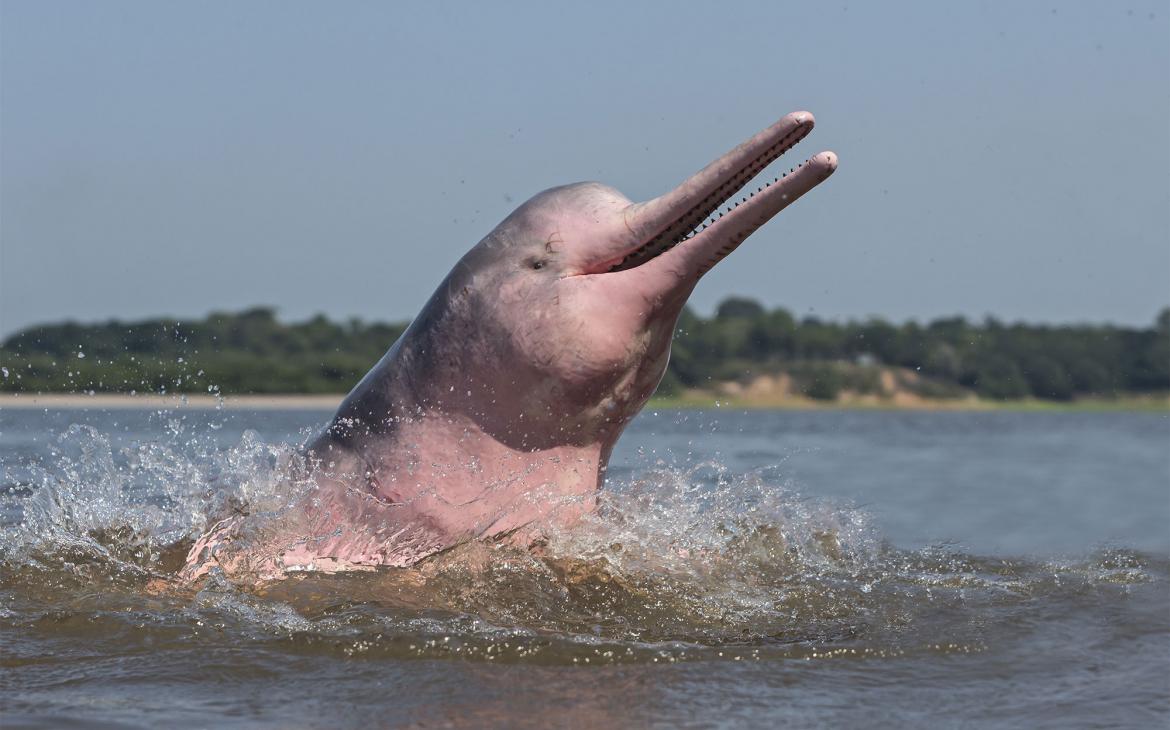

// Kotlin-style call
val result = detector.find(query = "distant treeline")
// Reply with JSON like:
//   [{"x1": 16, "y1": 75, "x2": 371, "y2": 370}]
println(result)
[
  {"x1": 0, "y1": 308, "x2": 405, "y2": 396},
  {"x1": 1, "y1": 301, "x2": 1167, "y2": 401}
]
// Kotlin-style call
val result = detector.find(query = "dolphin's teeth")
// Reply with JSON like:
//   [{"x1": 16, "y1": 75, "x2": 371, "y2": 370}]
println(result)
[{"x1": 609, "y1": 120, "x2": 814, "y2": 272}]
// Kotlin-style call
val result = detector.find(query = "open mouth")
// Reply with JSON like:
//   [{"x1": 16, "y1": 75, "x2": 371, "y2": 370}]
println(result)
[{"x1": 606, "y1": 112, "x2": 834, "y2": 275}]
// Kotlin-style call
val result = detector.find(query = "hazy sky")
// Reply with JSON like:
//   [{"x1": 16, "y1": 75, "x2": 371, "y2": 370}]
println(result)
[{"x1": 2, "y1": 1, "x2": 1167, "y2": 337}]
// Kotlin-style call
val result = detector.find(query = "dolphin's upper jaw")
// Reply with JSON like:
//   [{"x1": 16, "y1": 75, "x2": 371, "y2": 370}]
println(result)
[
  {"x1": 608, "y1": 117, "x2": 814, "y2": 273},
  {"x1": 583, "y1": 111, "x2": 837, "y2": 284}
]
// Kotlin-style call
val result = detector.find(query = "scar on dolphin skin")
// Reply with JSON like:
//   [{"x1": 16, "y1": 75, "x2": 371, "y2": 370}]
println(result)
[
  {"x1": 545, "y1": 231, "x2": 564, "y2": 254},
  {"x1": 179, "y1": 111, "x2": 838, "y2": 584}
]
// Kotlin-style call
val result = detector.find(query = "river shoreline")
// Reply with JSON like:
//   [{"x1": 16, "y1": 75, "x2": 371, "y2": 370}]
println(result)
[{"x1": 1, "y1": 392, "x2": 1165, "y2": 412}]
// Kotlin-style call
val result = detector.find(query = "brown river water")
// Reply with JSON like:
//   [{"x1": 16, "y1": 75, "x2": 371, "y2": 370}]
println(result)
[{"x1": 2, "y1": 407, "x2": 1167, "y2": 728}]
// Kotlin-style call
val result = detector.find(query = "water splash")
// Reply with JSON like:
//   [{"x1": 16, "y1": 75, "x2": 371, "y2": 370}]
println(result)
[
  {"x1": 0, "y1": 418, "x2": 1163, "y2": 667},
  {"x1": 1, "y1": 420, "x2": 312, "y2": 584}
]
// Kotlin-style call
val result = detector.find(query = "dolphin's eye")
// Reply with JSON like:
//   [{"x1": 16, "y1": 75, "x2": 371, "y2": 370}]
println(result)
[{"x1": 531, "y1": 260, "x2": 546, "y2": 271}]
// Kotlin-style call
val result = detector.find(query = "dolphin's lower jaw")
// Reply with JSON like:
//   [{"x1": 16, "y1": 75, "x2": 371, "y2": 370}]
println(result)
[
  {"x1": 601, "y1": 112, "x2": 837, "y2": 282},
  {"x1": 608, "y1": 115, "x2": 814, "y2": 273}
]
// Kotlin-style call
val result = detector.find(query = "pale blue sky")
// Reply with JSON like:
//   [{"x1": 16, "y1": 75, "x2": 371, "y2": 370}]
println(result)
[{"x1": 1, "y1": 1, "x2": 1167, "y2": 337}]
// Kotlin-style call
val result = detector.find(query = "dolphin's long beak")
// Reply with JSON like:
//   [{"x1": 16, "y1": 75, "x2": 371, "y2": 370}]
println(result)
[{"x1": 613, "y1": 111, "x2": 837, "y2": 279}]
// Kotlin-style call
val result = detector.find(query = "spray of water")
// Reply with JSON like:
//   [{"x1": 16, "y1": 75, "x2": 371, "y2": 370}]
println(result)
[{"x1": 1, "y1": 416, "x2": 1160, "y2": 665}]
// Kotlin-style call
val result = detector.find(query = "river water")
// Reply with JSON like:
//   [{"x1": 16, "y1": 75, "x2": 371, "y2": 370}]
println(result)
[{"x1": 1, "y1": 406, "x2": 1167, "y2": 728}]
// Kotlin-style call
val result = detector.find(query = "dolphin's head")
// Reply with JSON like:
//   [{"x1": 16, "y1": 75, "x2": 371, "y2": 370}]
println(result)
[{"x1": 419, "y1": 112, "x2": 837, "y2": 446}]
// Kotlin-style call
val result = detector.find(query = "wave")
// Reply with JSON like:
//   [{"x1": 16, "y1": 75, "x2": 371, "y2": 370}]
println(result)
[{"x1": 1, "y1": 421, "x2": 1163, "y2": 666}]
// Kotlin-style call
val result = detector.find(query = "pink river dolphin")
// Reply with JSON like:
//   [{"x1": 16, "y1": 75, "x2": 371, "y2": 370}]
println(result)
[{"x1": 181, "y1": 111, "x2": 837, "y2": 582}]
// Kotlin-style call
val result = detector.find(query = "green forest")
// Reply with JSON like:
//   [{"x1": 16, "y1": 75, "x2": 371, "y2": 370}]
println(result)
[{"x1": 1, "y1": 300, "x2": 1167, "y2": 402}]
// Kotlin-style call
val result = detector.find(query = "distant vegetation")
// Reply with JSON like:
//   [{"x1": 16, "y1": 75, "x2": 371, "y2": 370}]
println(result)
[
  {"x1": 1, "y1": 301, "x2": 1167, "y2": 402},
  {"x1": 0, "y1": 308, "x2": 405, "y2": 396}
]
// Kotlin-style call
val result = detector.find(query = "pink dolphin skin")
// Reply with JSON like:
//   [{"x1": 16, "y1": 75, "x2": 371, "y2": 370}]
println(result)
[{"x1": 182, "y1": 111, "x2": 837, "y2": 581}]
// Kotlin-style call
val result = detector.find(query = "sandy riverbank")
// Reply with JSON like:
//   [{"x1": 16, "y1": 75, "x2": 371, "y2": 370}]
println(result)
[
  {"x1": 1, "y1": 391, "x2": 1165, "y2": 412},
  {"x1": 653, "y1": 392, "x2": 1170, "y2": 412}
]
